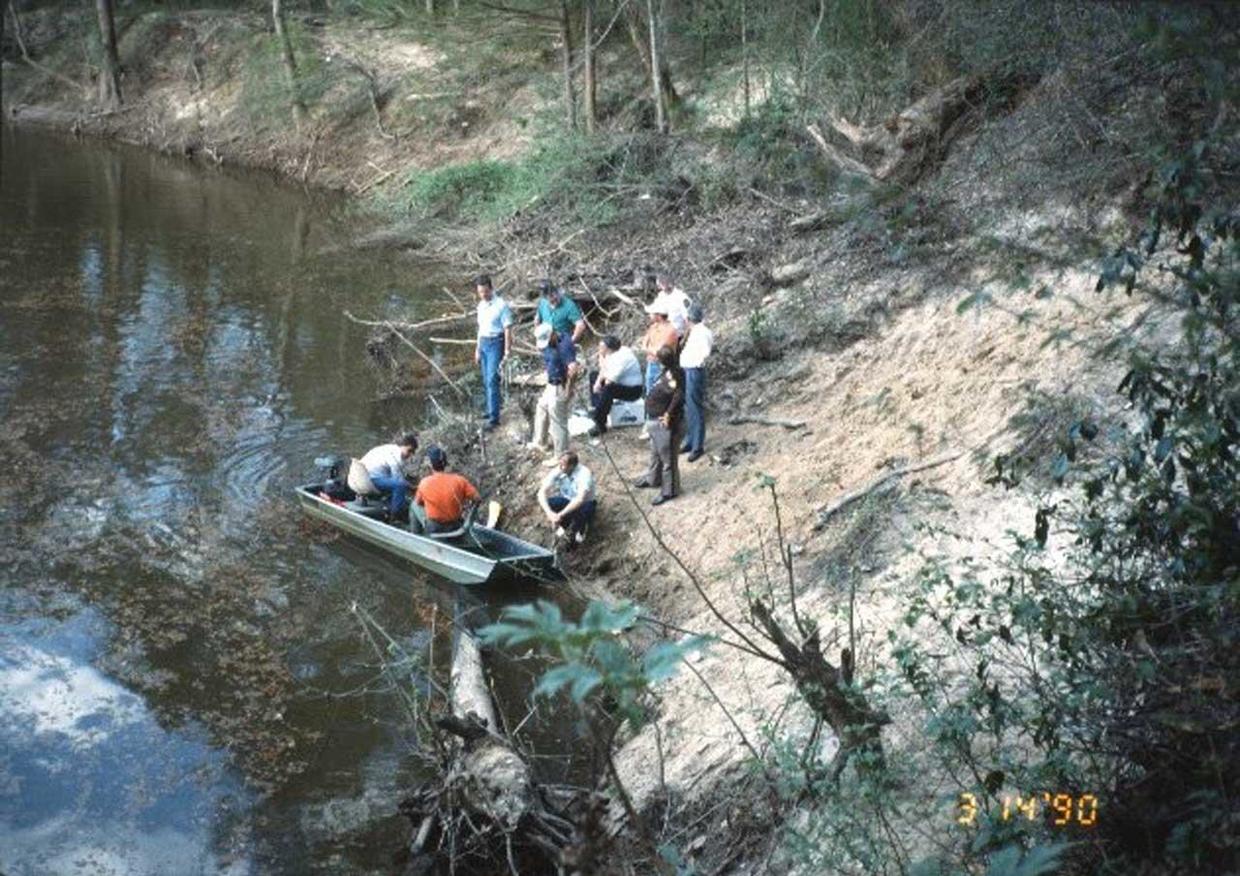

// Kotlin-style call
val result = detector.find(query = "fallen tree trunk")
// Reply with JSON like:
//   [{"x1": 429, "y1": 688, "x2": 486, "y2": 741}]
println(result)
[
  {"x1": 728, "y1": 414, "x2": 807, "y2": 430},
  {"x1": 446, "y1": 617, "x2": 533, "y2": 831},
  {"x1": 399, "y1": 598, "x2": 576, "y2": 872},
  {"x1": 815, "y1": 71, "x2": 1032, "y2": 184}
]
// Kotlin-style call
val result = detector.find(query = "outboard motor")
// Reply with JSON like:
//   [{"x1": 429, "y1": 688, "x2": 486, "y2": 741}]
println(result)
[{"x1": 315, "y1": 454, "x2": 354, "y2": 501}]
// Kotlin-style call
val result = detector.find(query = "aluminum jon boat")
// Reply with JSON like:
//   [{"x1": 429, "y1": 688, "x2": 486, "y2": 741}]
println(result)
[{"x1": 295, "y1": 484, "x2": 563, "y2": 585}]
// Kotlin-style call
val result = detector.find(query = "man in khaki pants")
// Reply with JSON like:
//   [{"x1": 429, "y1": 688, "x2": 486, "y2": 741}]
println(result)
[{"x1": 528, "y1": 322, "x2": 574, "y2": 466}]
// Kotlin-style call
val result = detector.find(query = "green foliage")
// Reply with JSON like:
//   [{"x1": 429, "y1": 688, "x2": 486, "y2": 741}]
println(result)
[
  {"x1": 981, "y1": 844, "x2": 1068, "y2": 876},
  {"x1": 383, "y1": 131, "x2": 743, "y2": 226},
  {"x1": 479, "y1": 599, "x2": 709, "y2": 727},
  {"x1": 385, "y1": 135, "x2": 614, "y2": 224},
  {"x1": 746, "y1": 307, "x2": 781, "y2": 361},
  {"x1": 890, "y1": 144, "x2": 1240, "y2": 872}
]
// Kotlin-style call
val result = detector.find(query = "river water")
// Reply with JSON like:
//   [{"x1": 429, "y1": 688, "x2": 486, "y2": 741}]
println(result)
[{"x1": 0, "y1": 127, "x2": 558, "y2": 875}]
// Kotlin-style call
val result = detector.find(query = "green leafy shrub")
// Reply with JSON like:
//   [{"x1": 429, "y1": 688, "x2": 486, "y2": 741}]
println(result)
[{"x1": 889, "y1": 144, "x2": 1239, "y2": 874}]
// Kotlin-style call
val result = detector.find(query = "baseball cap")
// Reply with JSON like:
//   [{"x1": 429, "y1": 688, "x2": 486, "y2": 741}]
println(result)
[{"x1": 426, "y1": 445, "x2": 447, "y2": 467}]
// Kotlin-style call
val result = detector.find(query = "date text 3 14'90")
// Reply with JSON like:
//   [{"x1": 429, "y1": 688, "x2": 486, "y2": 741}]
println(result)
[{"x1": 956, "y1": 793, "x2": 1099, "y2": 828}]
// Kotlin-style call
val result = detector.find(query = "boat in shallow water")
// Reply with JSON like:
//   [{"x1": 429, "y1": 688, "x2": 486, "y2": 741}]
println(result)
[{"x1": 295, "y1": 484, "x2": 563, "y2": 585}]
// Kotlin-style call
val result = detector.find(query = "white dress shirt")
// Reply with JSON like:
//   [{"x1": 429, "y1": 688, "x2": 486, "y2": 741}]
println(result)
[
  {"x1": 679, "y1": 323, "x2": 713, "y2": 369},
  {"x1": 360, "y1": 444, "x2": 408, "y2": 480}
]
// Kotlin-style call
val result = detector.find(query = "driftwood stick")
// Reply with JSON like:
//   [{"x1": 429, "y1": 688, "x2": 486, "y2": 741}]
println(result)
[
  {"x1": 412, "y1": 814, "x2": 436, "y2": 853},
  {"x1": 577, "y1": 278, "x2": 621, "y2": 319},
  {"x1": 814, "y1": 428, "x2": 1004, "y2": 527},
  {"x1": 355, "y1": 166, "x2": 396, "y2": 194},
  {"x1": 440, "y1": 285, "x2": 469, "y2": 309},
  {"x1": 806, "y1": 123, "x2": 875, "y2": 179},
  {"x1": 428, "y1": 336, "x2": 477, "y2": 346},
  {"x1": 345, "y1": 308, "x2": 472, "y2": 332},
  {"x1": 376, "y1": 319, "x2": 469, "y2": 399},
  {"x1": 814, "y1": 450, "x2": 963, "y2": 527},
  {"x1": 728, "y1": 414, "x2": 807, "y2": 430},
  {"x1": 605, "y1": 286, "x2": 641, "y2": 308}
]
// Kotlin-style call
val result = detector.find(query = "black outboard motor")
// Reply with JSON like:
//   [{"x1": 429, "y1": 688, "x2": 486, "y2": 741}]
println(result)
[{"x1": 315, "y1": 455, "x2": 354, "y2": 501}]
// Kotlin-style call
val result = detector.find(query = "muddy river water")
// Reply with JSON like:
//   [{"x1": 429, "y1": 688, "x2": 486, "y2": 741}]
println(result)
[{"x1": 0, "y1": 127, "x2": 564, "y2": 874}]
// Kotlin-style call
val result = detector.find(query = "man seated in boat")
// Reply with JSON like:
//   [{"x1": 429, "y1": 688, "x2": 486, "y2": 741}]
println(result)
[
  {"x1": 537, "y1": 451, "x2": 596, "y2": 546},
  {"x1": 359, "y1": 433, "x2": 419, "y2": 520},
  {"x1": 411, "y1": 445, "x2": 482, "y2": 535}
]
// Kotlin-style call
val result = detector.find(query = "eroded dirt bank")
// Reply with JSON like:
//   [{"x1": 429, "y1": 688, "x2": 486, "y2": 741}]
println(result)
[{"x1": 7, "y1": 5, "x2": 1238, "y2": 872}]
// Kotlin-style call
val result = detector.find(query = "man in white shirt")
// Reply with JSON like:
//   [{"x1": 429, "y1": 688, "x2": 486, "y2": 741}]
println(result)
[
  {"x1": 679, "y1": 304, "x2": 713, "y2": 462},
  {"x1": 360, "y1": 433, "x2": 419, "y2": 517},
  {"x1": 588, "y1": 335, "x2": 644, "y2": 437},
  {"x1": 537, "y1": 451, "x2": 597, "y2": 545},
  {"x1": 473, "y1": 274, "x2": 513, "y2": 430},
  {"x1": 654, "y1": 274, "x2": 691, "y2": 337}
]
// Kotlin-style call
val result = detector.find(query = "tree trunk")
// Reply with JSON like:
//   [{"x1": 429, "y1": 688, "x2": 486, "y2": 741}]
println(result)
[
  {"x1": 94, "y1": 0, "x2": 122, "y2": 109},
  {"x1": 740, "y1": 0, "x2": 750, "y2": 119},
  {"x1": 645, "y1": 0, "x2": 667, "y2": 133},
  {"x1": 447, "y1": 612, "x2": 534, "y2": 831},
  {"x1": 750, "y1": 599, "x2": 890, "y2": 778},
  {"x1": 582, "y1": 0, "x2": 597, "y2": 133},
  {"x1": 624, "y1": 2, "x2": 676, "y2": 130},
  {"x1": 557, "y1": 0, "x2": 577, "y2": 131},
  {"x1": 271, "y1": 0, "x2": 307, "y2": 130},
  {"x1": 820, "y1": 72, "x2": 1033, "y2": 184}
]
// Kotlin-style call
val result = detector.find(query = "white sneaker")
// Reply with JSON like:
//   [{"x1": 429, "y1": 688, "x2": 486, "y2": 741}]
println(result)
[
  {"x1": 554, "y1": 526, "x2": 567, "y2": 539},
  {"x1": 574, "y1": 531, "x2": 586, "y2": 544},
  {"x1": 638, "y1": 427, "x2": 650, "y2": 440},
  {"x1": 525, "y1": 441, "x2": 544, "y2": 452}
]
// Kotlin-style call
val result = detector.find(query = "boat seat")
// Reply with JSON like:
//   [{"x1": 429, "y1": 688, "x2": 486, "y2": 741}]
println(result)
[{"x1": 346, "y1": 458, "x2": 388, "y2": 519}]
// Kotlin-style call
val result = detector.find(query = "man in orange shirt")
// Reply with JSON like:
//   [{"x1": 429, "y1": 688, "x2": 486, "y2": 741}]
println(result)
[
  {"x1": 411, "y1": 446, "x2": 481, "y2": 534},
  {"x1": 640, "y1": 299, "x2": 680, "y2": 437}
]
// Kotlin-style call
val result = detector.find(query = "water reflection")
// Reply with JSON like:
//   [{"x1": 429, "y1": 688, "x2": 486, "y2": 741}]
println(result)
[
  {"x1": 0, "y1": 609, "x2": 253, "y2": 875},
  {"x1": 0, "y1": 126, "x2": 461, "y2": 873}
]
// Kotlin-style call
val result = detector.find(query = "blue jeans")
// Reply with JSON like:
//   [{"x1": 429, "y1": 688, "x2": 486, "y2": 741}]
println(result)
[
  {"x1": 683, "y1": 367, "x2": 706, "y2": 452},
  {"x1": 644, "y1": 360, "x2": 663, "y2": 399},
  {"x1": 370, "y1": 475, "x2": 409, "y2": 517},
  {"x1": 548, "y1": 495, "x2": 596, "y2": 535},
  {"x1": 478, "y1": 336, "x2": 504, "y2": 425}
]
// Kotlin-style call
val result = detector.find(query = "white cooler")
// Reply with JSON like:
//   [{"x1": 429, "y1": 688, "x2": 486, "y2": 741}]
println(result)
[{"x1": 607, "y1": 399, "x2": 645, "y2": 428}]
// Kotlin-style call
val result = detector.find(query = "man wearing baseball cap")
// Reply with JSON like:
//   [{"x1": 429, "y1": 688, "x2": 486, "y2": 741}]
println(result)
[
  {"x1": 639, "y1": 299, "x2": 679, "y2": 437},
  {"x1": 411, "y1": 445, "x2": 481, "y2": 534},
  {"x1": 527, "y1": 321, "x2": 574, "y2": 464},
  {"x1": 534, "y1": 279, "x2": 586, "y2": 347}
]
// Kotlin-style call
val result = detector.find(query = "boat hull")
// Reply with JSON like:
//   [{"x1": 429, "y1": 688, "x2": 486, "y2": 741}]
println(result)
[{"x1": 295, "y1": 485, "x2": 562, "y2": 585}]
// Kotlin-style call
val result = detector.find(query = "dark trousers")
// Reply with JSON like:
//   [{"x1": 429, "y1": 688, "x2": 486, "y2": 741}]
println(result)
[
  {"x1": 588, "y1": 369, "x2": 643, "y2": 430},
  {"x1": 547, "y1": 495, "x2": 596, "y2": 534},
  {"x1": 411, "y1": 504, "x2": 459, "y2": 535},
  {"x1": 682, "y1": 367, "x2": 706, "y2": 453},
  {"x1": 645, "y1": 420, "x2": 682, "y2": 499}
]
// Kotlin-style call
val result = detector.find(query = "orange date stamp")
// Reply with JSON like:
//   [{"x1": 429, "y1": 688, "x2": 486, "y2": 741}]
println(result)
[{"x1": 956, "y1": 792, "x2": 1099, "y2": 827}]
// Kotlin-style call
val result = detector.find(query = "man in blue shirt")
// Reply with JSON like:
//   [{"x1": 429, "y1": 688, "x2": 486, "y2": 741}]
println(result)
[
  {"x1": 528, "y1": 321, "x2": 574, "y2": 462},
  {"x1": 534, "y1": 279, "x2": 585, "y2": 354},
  {"x1": 473, "y1": 274, "x2": 513, "y2": 430}
]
